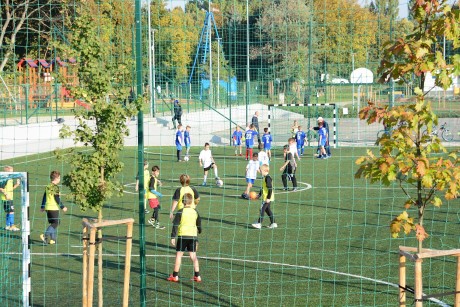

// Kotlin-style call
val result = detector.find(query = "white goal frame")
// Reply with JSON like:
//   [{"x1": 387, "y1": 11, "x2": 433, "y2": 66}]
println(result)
[
  {"x1": 0, "y1": 171, "x2": 30, "y2": 307},
  {"x1": 267, "y1": 103, "x2": 337, "y2": 148}
]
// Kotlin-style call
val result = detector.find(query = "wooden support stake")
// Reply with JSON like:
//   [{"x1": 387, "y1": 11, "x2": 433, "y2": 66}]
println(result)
[
  {"x1": 123, "y1": 222, "x2": 134, "y2": 307},
  {"x1": 415, "y1": 259, "x2": 423, "y2": 307},
  {"x1": 456, "y1": 255, "x2": 460, "y2": 307},
  {"x1": 399, "y1": 253, "x2": 406, "y2": 307},
  {"x1": 87, "y1": 227, "x2": 97, "y2": 307},
  {"x1": 82, "y1": 226, "x2": 88, "y2": 307}
]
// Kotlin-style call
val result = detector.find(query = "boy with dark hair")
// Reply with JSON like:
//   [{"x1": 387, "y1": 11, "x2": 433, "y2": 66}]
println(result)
[
  {"x1": 232, "y1": 126, "x2": 243, "y2": 156},
  {"x1": 244, "y1": 124, "x2": 258, "y2": 160},
  {"x1": 295, "y1": 126, "x2": 307, "y2": 156},
  {"x1": 0, "y1": 165, "x2": 20, "y2": 231},
  {"x1": 262, "y1": 127, "x2": 273, "y2": 159},
  {"x1": 147, "y1": 166, "x2": 165, "y2": 229},
  {"x1": 167, "y1": 193, "x2": 202, "y2": 283},
  {"x1": 40, "y1": 171, "x2": 67, "y2": 244},
  {"x1": 170, "y1": 174, "x2": 200, "y2": 220},
  {"x1": 251, "y1": 164, "x2": 277, "y2": 229},
  {"x1": 198, "y1": 143, "x2": 220, "y2": 186},
  {"x1": 280, "y1": 144, "x2": 298, "y2": 191},
  {"x1": 175, "y1": 124, "x2": 184, "y2": 162}
]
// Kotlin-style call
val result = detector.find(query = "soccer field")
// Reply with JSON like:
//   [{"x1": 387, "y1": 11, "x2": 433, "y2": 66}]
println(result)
[{"x1": 1, "y1": 145, "x2": 458, "y2": 306}]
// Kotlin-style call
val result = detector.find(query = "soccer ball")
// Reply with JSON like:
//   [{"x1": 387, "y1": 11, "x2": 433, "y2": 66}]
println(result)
[
  {"x1": 183, "y1": 156, "x2": 189, "y2": 162},
  {"x1": 216, "y1": 179, "x2": 223, "y2": 187},
  {"x1": 249, "y1": 191, "x2": 258, "y2": 200}
]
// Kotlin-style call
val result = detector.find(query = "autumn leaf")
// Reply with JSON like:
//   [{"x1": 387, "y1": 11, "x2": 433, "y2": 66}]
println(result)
[
  {"x1": 431, "y1": 196, "x2": 442, "y2": 207},
  {"x1": 415, "y1": 225, "x2": 429, "y2": 242}
]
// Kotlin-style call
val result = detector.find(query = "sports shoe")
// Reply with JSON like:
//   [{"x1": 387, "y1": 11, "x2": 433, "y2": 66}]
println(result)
[
  {"x1": 268, "y1": 223, "x2": 278, "y2": 229},
  {"x1": 282, "y1": 187, "x2": 288, "y2": 191},
  {"x1": 49, "y1": 240, "x2": 56, "y2": 245},
  {"x1": 239, "y1": 154, "x2": 242, "y2": 156},
  {"x1": 251, "y1": 223, "x2": 261, "y2": 229},
  {"x1": 193, "y1": 276, "x2": 202, "y2": 282},
  {"x1": 154, "y1": 223, "x2": 165, "y2": 230},
  {"x1": 167, "y1": 275, "x2": 179, "y2": 282},
  {"x1": 144, "y1": 209, "x2": 150, "y2": 214},
  {"x1": 241, "y1": 193, "x2": 249, "y2": 200},
  {"x1": 8, "y1": 225, "x2": 19, "y2": 231},
  {"x1": 148, "y1": 218, "x2": 156, "y2": 227},
  {"x1": 40, "y1": 233, "x2": 47, "y2": 244},
  {"x1": 292, "y1": 188, "x2": 298, "y2": 191},
  {"x1": 201, "y1": 182, "x2": 207, "y2": 186},
  {"x1": 5, "y1": 226, "x2": 10, "y2": 231}
]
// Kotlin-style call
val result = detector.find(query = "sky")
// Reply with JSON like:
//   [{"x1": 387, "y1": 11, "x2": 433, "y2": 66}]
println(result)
[{"x1": 164, "y1": 0, "x2": 410, "y2": 19}]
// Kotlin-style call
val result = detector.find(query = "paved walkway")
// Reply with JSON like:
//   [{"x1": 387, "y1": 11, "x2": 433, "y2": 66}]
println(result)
[{"x1": 1, "y1": 105, "x2": 458, "y2": 161}]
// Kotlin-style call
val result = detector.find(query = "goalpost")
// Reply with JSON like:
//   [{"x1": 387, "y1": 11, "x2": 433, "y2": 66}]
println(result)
[
  {"x1": 0, "y1": 172, "x2": 30, "y2": 307},
  {"x1": 267, "y1": 103, "x2": 337, "y2": 149}
]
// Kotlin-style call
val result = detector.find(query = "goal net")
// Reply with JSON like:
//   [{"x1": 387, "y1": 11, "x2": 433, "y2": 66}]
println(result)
[
  {"x1": 0, "y1": 172, "x2": 30, "y2": 307},
  {"x1": 268, "y1": 103, "x2": 337, "y2": 153}
]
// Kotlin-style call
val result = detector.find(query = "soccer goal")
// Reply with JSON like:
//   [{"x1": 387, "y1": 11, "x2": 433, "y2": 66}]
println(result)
[
  {"x1": 0, "y1": 172, "x2": 30, "y2": 307},
  {"x1": 267, "y1": 103, "x2": 337, "y2": 149}
]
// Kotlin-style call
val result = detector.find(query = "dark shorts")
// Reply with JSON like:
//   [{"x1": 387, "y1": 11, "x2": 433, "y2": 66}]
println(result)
[
  {"x1": 176, "y1": 237, "x2": 198, "y2": 252},
  {"x1": 3, "y1": 200, "x2": 13, "y2": 213},
  {"x1": 46, "y1": 210, "x2": 60, "y2": 225},
  {"x1": 203, "y1": 163, "x2": 215, "y2": 172}
]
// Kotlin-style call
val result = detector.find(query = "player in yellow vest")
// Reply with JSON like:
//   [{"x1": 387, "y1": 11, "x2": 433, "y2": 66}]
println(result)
[
  {"x1": 146, "y1": 166, "x2": 165, "y2": 229},
  {"x1": 39, "y1": 171, "x2": 67, "y2": 245},
  {"x1": 0, "y1": 166, "x2": 20, "y2": 231},
  {"x1": 251, "y1": 164, "x2": 277, "y2": 229},
  {"x1": 167, "y1": 193, "x2": 202, "y2": 283},
  {"x1": 170, "y1": 174, "x2": 200, "y2": 220},
  {"x1": 135, "y1": 161, "x2": 151, "y2": 214}
]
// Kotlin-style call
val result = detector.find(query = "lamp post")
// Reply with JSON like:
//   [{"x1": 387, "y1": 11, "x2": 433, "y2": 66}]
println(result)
[
  {"x1": 217, "y1": 37, "x2": 221, "y2": 107},
  {"x1": 152, "y1": 29, "x2": 156, "y2": 116},
  {"x1": 208, "y1": 1, "x2": 213, "y2": 107},
  {"x1": 147, "y1": 1, "x2": 153, "y2": 117}
]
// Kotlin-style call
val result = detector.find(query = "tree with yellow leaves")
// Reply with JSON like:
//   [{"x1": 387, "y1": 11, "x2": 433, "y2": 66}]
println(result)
[{"x1": 355, "y1": 0, "x2": 460, "y2": 253}]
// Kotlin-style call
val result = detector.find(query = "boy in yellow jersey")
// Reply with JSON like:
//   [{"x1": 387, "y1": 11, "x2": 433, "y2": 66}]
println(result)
[
  {"x1": 0, "y1": 166, "x2": 20, "y2": 231},
  {"x1": 251, "y1": 164, "x2": 277, "y2": 229},
  {"x1": 146, "y1": 166, "x2": 165, "y2": 229},
  {"x1": 167, "y1": 193, "x2": 202, "y2": 282},
  {"x1": 135, "y1": 161, "x2": 150, "y2": 214},
  {"x1": 40, "y1": 171, "x2": 67, "y2": 244},
  {"x1": 170, "y1": 174, "x2": 200, "y2": 220}
]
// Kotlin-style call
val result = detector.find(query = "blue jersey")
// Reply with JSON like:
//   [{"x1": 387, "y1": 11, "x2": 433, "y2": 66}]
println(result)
[
  {"x1": 175, "y1": 130, "x2": 183, "y2": 146},
  {"x1": 245, "y1": 130, "x2": 258, "y2": 147},
  {"x1": 318, "y1": 127, "x2": 327, "y2": 141},
  {"x1": 184, "y1": 130, "x2": 191, "y2": 146},
  {"x1": 295, "y1": 130, "x2": 306, "y2": 147},
  {"x1": 232, "y1": 130, "x2": 243, "y2": 145},
  {"x1": 262, "y1": 133, "x2": 273, "y2": 149}
]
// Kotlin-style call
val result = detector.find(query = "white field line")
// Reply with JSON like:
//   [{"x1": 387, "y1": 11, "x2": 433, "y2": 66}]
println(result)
[{"x1": 5, "y1": 251, "x2": 449, "y2": 306}]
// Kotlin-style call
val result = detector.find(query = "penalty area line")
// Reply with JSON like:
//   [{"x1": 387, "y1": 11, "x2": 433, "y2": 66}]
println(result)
[{"x1": 13, "y1": 251, "x2": 449, "y2": 306}]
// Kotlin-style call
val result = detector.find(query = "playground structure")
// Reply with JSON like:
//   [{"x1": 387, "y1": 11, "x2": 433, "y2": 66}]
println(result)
[
  {"x1": 0, "y1": 57, "x2": 90, "y2": 118},
  {"x1": 16, "y1": 57, "x2": 79, "y2": 109}
]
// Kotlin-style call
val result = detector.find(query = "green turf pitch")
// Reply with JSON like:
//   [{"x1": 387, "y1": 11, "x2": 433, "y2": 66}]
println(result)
[{"x1": 1, "y1": 146, "x2": 458, "y2": 306}]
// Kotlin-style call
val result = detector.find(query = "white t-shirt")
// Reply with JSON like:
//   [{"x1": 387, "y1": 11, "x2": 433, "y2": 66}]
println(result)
[
  {"x1": 258, "y1": 151, "x2": 269, "y2": 166},
  {"x1": 246, "y1": 160, "x2": 260, "y2": 180},
  {"x1": 199, "y1": 149, "x2": 213, "y2": 168},
  {"x1": 289, "y1": 143, "x2": 297, "y2": 155}
]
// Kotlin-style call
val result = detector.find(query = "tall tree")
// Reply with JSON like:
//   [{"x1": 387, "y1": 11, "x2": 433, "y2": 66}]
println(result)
[
  {"x1": 56, "y1": 4, "x2": 140, "y2": 214},
  {"x1": 155, "y1": 6, "x2": 203, "y2": 82},
  {"x1": 0, "y1": 0, "x2": 73, "y2": 72},
  {"x1": 313, "y1": 0, "x2": 377, "y2": 76},
  {"x1": 253, "y1": 0, "x2": 312, "y2": 81},
  {"x1": 356, "y1": 0, "x2": 460, "y2": 252}
]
